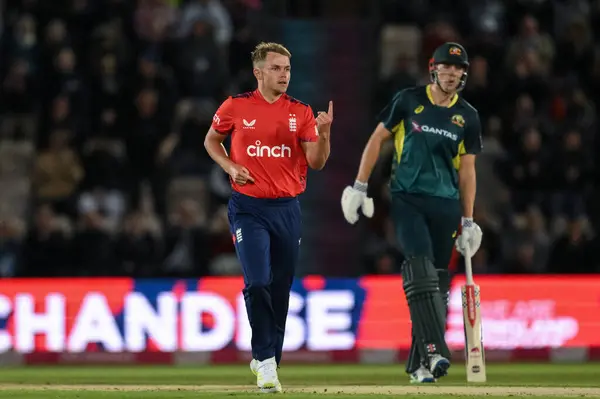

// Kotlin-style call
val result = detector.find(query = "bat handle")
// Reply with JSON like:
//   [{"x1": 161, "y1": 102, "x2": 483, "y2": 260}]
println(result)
[{"x1": 464, "y1": 246, "x2": 474, "y2": 285}]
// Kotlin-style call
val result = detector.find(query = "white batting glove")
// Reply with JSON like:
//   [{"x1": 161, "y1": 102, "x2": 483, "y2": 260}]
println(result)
[
  {"x1": 341, "y1": 181, "x2": 374, "y2": 224},
  {"x1": 455, "y1": 217, "x2": 483, "y2": 256}
]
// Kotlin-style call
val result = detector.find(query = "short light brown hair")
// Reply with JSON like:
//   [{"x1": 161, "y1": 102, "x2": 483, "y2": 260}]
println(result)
[{"x1": 251, "y1": 42, "x2": 291, "y2": 67}]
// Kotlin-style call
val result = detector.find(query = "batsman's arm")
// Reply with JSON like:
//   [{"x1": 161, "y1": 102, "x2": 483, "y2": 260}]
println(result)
[
  {"x1": 460, "y1": 109, "x2": 483, "y2": 219},
  {"x1": 355, "y1": 89, "x2": 405, "y2": 183},
  {"x1": 458, "y1": 154, "x2": 476, "y2": 218},
  {"x1": 355, "y1": 123, "x2": 392, "y2": 183}
]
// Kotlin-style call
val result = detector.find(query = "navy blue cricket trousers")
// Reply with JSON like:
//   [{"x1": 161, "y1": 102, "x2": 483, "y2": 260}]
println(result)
[{"x1": 228, "y1": 191, "x2": 301, "y2": 364}]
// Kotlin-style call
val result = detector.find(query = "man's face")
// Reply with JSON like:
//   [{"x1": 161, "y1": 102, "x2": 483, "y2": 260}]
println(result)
[
  {"x1": 52, "y1": 97, "x2": 70, "y2": 119},
  {"x1": 436, "y1": 63, "x2": 465, "y2": 93},
  {"x1": 57, "y1": 48, "x2": 75, "y2": 72},
  {"x1": 137, "y1": 91, "x2": 157, "y2": 115},
  {"x1": 139, "y1": 58, "x2": 157, "y2": 78},
  {"x1": 256, "y1": 52, "x2": 291, "y2": 94},
  {"x1": 470, "y1": 57, "x2": 487, "y2": 82},
  {"x1": 522, "y1": 16, "x2": 538, "y2": 37}
]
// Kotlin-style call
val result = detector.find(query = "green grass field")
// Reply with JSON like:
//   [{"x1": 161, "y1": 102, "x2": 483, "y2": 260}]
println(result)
[{"x1": 0, "y1": 363, "x2": 599, "y2": 398}]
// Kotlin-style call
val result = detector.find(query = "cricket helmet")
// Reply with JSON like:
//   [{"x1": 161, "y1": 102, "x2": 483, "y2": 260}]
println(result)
[{"x1": 429, "y1": 42, "x2": 469, "y2": 91}]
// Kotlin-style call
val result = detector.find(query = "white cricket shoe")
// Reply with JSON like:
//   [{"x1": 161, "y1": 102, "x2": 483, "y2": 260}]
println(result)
[
  {"x1": 429, "y1": 354, "x2": 450, "y2": 379},
  {"x1": 250, "y1": 358, "x2": 259, "y2": 375},
  {"x1": 251, "y1": 357, "x2": 282, "y2": 393},
  {"x1": 410, "y1": 365, "x2": 436, "y2": 383}
]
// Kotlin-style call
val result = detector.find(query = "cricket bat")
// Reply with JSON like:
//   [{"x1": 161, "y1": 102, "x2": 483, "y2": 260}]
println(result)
[{"x1": 461, "y1": 246, "x2": 487, "y2": 382}]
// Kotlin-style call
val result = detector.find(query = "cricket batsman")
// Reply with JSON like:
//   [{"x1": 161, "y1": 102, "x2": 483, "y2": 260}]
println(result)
[
  {"x1": 204, "y1": 42, "x2": 332, "y2": 393},
  {"x1": 341, "y1": 42, "x2": 483, "y2": 383}
]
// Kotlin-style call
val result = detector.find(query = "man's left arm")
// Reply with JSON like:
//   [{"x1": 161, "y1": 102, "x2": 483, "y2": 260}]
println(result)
[
  {"x1": 459, "y1": 154, "x2": 477, "y2": 219},
  {"x1": 459, "y1": 111, "x2": 483, "y2": 217},
  {"x1": 456, "y1": 111, "x2": 483, "y2": 255},
  {"x1": 300, "y1": 101, "x2": 333, "y2": 170}
]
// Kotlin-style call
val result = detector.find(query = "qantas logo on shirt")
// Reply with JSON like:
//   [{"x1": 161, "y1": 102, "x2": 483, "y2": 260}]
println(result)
[
  {"x1": 411, "y1": 121, "x2": 458, "y2": 141},
  {"x1": 411, "y1": 121, "x2": 422, "y2": 132},
  {"x1": 246, "y1": 140, "x2": 291, "y2": 158},
  {"x1": 243, "y1": 119, "x2": 256, "y2": 129}
]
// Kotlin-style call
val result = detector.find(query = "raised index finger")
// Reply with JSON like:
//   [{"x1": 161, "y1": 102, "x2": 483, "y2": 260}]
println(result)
[{"x1": 328, "y1": 101, "x2": 333, "y2": 116}]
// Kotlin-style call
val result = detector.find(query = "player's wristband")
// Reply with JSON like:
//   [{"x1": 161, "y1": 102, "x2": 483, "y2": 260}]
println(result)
[
  {"x1": 461, "y1": 217, "x2": 474, "y2": 228},
  {"x1": 353, "y1": 180, "x2": 368, "y2": 193}
]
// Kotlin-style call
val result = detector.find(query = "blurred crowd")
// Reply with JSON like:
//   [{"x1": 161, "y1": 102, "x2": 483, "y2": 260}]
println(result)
[
  {"x1": 0, "y1": 0, "x2": 263, "y2": 277},
  {"x1": 1, "y1": 0, "x2": 598, "y2": 278},
  {"x1": 366, "y1": 0, "x2": 600, "y2": 275}
]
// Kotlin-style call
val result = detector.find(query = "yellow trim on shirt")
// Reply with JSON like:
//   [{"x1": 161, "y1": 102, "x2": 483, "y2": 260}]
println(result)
[
  {"x1": 453, "y1": 140, "x2": 466, "y2": 170},
  {"x1": 426, "y1": 84, "x2": 458, "y2": 108},
  {"x1": 392, "y1": 121, "x2": 406, "y2": 164}
]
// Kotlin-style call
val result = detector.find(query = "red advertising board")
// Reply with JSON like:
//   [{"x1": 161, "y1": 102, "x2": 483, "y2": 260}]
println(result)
[{"x1": 0, "y1": 276, "x2": 597, "y2": 354}]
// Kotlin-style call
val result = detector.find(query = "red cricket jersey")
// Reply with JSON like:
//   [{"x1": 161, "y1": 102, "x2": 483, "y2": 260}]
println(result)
[{"x1": 211, "y1": 90, "x2": 318, "y2": 198}]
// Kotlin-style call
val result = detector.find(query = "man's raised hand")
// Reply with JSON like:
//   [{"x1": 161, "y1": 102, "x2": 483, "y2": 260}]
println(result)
[{"x1": 316, "y1": 101, "x2": 333, "y2": 136}]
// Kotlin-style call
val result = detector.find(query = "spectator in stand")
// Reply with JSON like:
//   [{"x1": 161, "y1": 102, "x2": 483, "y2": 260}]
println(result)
[
  {"x1": 21, "y1": 205, "x2": 72, "y2": 276},
  {"x1": 31, "y1": 129, "x2": 84, "y2": 216},
  {"x1": 1, "y1": 57, "x2": 39, "y2": 141},
  {"x1": 551, "y1": 129, "x2": 592, "y2": 220},
  {"x1": 0, "y1": 218, "x2": 25, "y2": 277},
  {"x1": 163, "y1": 198, "x2": 211, "y2": 277},
  {"x1": 127, "y1": 89, "x2": 169, "y2": 215},
  {"x1": 177, "y1": 0, "x2": 233, "y2": 48},
  {"x1": 505, "y1": 15, "x2": 555, "y2": 75},
  {"x1": 132, "y1": 50, "x2": 179, "y2": 122},
  {"x1": 47, "y1": 47, "x2": 87, "y2": 115},
  {"x1": 547, "y1": 218, "x2": 598, "y2": 273},
  {"x1": 174, "y1": 18, "x2": 227, "y2": 100},
  {"x1": 116, "y1": 210, "x2": 163, "y2": 276},
  {"x1": 72, "y1": 202, "x2": 119, "y2": 276},
  {"x1": 502, "y1": 127, "x2": 549, "y2": 213}
]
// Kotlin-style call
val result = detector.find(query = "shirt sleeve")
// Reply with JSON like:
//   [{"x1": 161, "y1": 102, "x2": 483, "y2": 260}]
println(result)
[
  {"x1": 463, "y1": 111, "x2": 483, "y2": 155},
  {"x1": 377, "y1": 90, "x2": 407, "y2": 133},
  {"x1": 211, "y1": 97, "x2": 234, "y2": 135},
  {"x1": 298, "y1": 105, "x2": 318, "y2": 142}
]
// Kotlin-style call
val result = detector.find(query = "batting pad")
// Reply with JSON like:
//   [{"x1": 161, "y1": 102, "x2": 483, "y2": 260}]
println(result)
[
  {"x1": 402, "y1": 257, "x2": 452, "y2": 360},
  {"x1": 405, "y1": 268, "x2": 453, "y2": 373},
  {"x1": 437, "y1": 269, "x2": 451, "y2": 320},
  {"x1": 405, "y1": 331, "x2": 420, "y2": 374}
]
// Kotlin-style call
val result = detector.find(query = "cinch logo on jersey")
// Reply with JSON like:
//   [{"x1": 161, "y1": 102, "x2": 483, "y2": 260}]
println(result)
[
  {"x1": 246, "y1": 140, "x2": 292, "y2": 158},
  {"x1": 412, "y1": 121, "x2": 457, "y2": 141}
]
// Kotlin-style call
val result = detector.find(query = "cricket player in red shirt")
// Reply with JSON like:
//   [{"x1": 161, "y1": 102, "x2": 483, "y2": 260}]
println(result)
[{"x1": 204, "y1": 42, "x2": 333, "y2": 393}]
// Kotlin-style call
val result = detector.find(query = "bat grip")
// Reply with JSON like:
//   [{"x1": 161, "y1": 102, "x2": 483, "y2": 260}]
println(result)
[{"x1": 464, "y1": 246, "x2": 474, "y2": 285}]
